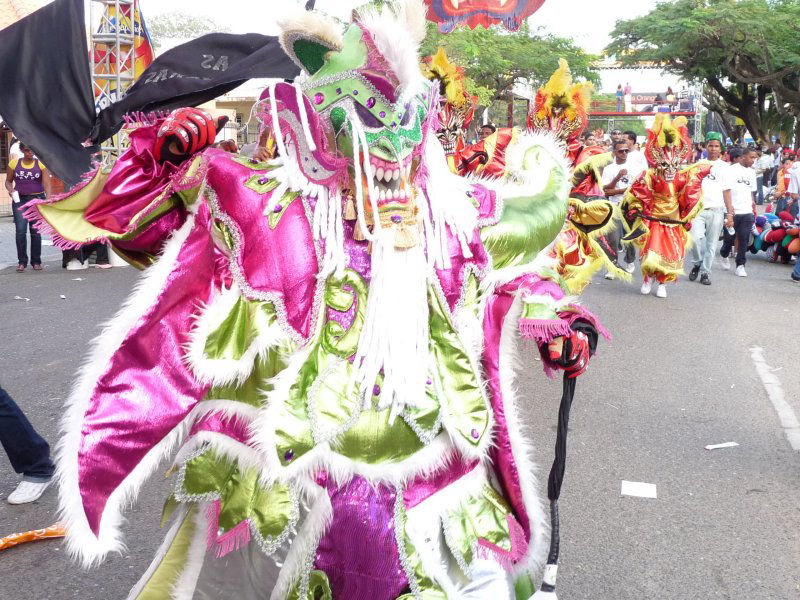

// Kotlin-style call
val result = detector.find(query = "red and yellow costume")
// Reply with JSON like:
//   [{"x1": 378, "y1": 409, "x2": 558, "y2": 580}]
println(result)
[
  {"x1": 457, "y1": 60, "x2": 625, "y2": 293},
  {"x1": 422, "y1": 48, "x2": 476, "y2": 173},
  {"x1": 621, "y1": 115, "x2": 709, "y2": 284}
]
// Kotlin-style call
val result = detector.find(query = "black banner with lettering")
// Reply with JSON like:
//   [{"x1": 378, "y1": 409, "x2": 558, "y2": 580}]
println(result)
[{"x1": 91, "y1": 32, "x2": 301, "y2": 145}]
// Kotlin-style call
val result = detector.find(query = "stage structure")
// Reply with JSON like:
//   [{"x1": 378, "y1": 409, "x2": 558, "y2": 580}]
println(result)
[{"x1": 90, "y1": 0, "x2": 153, "y2": 159}]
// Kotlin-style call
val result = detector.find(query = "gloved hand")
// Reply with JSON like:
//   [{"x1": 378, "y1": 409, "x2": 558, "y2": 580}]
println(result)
[
  {"x1": 546, "y1": 330, "x2": 591, "y2": 379},
  {"x1": 154, "y1": 108, "x2": 229, "y2": 164}
]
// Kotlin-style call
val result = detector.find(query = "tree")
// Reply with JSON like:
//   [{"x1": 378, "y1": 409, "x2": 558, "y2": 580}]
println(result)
[
  {"x1": 146, "y1": 13, "x2": 229, "y2": 50},
  {"x1": 607, "y1": 0, "x2": 800, "y2": 146},
  {"x1": 420, "y1": 22, "x2": 599, "y2": 126}
]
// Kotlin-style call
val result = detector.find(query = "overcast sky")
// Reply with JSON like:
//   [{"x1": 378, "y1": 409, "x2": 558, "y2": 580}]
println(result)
[{"x1": 137, "y1": 0, "x2": 662, "y2": 55}]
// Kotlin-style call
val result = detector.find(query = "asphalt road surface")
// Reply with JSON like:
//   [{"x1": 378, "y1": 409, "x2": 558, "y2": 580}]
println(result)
[{"x1": 1, "y1": 252, "x2": 798, "y2": 599}]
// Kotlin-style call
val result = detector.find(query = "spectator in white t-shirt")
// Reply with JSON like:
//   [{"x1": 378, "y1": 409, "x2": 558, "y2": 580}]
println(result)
[
  {"x1": 623, "y1": 131, "x2": 647, "y2": 175},
  {"x1": 688, "y1": 133, "x2": 733, "y2": 285},
  {"x1": 786, "y1": 160, "x2": 800, "y2": 219},
  {"x1": 754, "y1": 148, "x2": 773, "y2": 205},
  {"x1": 602, "y1": 140, "x2": 644, "y2": 277},
  {"x1": 720, "y1": 147, "x2": 758, "y2": 277}
]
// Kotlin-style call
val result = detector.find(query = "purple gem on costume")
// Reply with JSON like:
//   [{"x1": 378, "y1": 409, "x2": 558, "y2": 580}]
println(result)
[
  {"x1": 314, "y1": 93, "x2": 325, "y2": 105},
  {"x1": 367, "y1": 97, "x2": 376, "y2": 109},
  {"x1": 284, "y1": 449, "x2": 294, "y2": 462},
  {"x1": 258, "y1": 177, "x2": 268, "y2": 184},
  {"x1": 353, "y1": 90, "x2": 359, "y2": 96},
  {"x1": 391, "y1": 215, "x2": 402, "y2": 224},
  {"x1": 471, "y1": 428, "x2": 480, "y2": 440},
  {"x1": 273, "y1": 204, "x2": 283, "y2": 213},
  {"x1": 336, "y1": 88, "x2": 342, "y2": 95},
  {"x1": 373, "y1": 385, "x2": 381, "y2": 396},
  {"x1": 391, "y1": 122, "x2": 397, "y2": 128},
  {"x1": 426, "y1": 378, "x2": 432, "y2": 386},
  {"x1": 379, "y1": 111, "x2": 386, "y2": 118}
]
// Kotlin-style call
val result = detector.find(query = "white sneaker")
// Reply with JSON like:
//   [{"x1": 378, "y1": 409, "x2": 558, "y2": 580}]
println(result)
[
  {"x1": 640, "y1": 279, "x2": 653, "y2": 295},
  {"x1": 66, "y1": 258, "x2": 88, "y2": 271},
  {"x1": 7, "y1": 479, "x2": 52, "y2": 504},
  {"x1": 721, "y1": 256, "x2": 731, "y2": 270},
  {"x1": 656, "y1": 284, "x2": 667, "y2": 298},
  {"x1": 735, "y1": 265, "x2": 747, "y2": 277},
  {"x1": 625, "y1": 262, "x2": 636, "y2": 274},
  {"x1": 604, "y1": 272, "x2": 615, "y2": 280}
]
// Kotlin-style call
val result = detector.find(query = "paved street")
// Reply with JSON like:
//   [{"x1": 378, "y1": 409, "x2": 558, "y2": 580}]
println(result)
[
  {"x1": 0, "y1": 252, "x2": 798, "y2": 599},
  {"x1": 0, "y1": 216, "x2": 61, "y2": 270}
]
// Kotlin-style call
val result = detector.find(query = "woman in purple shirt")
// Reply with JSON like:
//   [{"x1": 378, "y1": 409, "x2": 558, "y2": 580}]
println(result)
[{"x1": 5, "y1": 143, "x2": 50, "y2": 272}]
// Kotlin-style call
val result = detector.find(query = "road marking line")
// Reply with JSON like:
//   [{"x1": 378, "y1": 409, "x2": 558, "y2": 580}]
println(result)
[
  {"x1": 621, "y1": 481, "x2": 657, "y2": 499},
  {"x1": 705, "y1": 442, "x2": 739, "y2": 450},
  {"x1": 750, "y1": 346, "x2": 800, "y2": 451}
]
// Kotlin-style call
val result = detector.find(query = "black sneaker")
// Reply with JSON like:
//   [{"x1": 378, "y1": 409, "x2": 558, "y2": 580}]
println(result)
[
  {"x1": 700, "y1": 273, "x2": 711, "y2": 285},
  {"x1": 689, "y1": 264, "x2": 700, "y2": 281},
  {"x1": 791, "y1": 273, "x2": 800, "y2": 282}
]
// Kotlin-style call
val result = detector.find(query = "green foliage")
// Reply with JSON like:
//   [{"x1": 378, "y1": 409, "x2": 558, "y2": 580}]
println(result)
[
  {"x1": 146, "y1": 13, "x2": 229, "y2": 49},
  {"x1": 421, "y1": 22, "x2": 599, "y2": 106},
  {"x1": 607, "y1": 0, "x2": 800, "y2": 144}
]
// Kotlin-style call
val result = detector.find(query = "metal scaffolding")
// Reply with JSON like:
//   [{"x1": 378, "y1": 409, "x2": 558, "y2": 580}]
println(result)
[{"x1": 90, "y1": 0, "x2": 136, "y2": 159}]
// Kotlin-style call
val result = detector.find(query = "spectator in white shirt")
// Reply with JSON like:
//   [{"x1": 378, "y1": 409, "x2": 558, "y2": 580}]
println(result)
[
  {"x1": 786, "y1": 159, "x2": 800, "y2": 219},
  {"x1": 754, "y1": 148, "x2": 773, "y2": 205},
  {"x1": 688, "y1": 132, "x2": 733, "y2": 285},
  {"x1": 623, "y1": 131, "x2": 647, "y2": 174},
  {"x1": 720, "y1": 147, "x2": 758, "y2": 277},
  {"x1": 602, "y1": 140, "x2": 644, "y2": 277}
]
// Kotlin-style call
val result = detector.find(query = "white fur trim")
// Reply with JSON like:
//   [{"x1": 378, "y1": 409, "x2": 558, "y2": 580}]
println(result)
[
  {"x1": 277, "y1": 9, "x2": 343, "y2": 73},
  {"x1": 499, "y1": 294, "x2": 550, "y2": 576},
  {"x1": 270, "y1": 479, "x2": 333, "y2": 600},
  {"x1": 56, "y1": 209, "x2": 202, "y2": 567},
  {"x1": 406, "y1": 462, "x2": 488, "y2": 521},
  {"x1": 126, "y1": 504, "x2": 190, "y2": 600},
  {"x1": 184, "y1": 284, "x2": 284, "y2": 387},
  {"x1": 170, "y1": 502, "x2": 210, "y2": 600},
  {"x1": 172, "y1": 430, "x2": 263, "y2": 475},
  {"x1": 356, "y1": 1, "x2": 428, "y2": 101}
]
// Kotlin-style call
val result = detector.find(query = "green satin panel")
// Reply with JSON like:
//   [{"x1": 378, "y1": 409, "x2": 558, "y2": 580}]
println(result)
[
  {"x1": 520, "y1": 301, "x2": 559, "y2": 322},
  {"x1": 268, "y1": 191, "x2": 300, "y2": 229},
  {"x1": 179, "y1": 450, "x2": 295, "y2": 538},
  {"x1": 321, "y1": 269, "x2": 368, "y2": 359},
  {"x1": 395, "y1": 498, "x2": 448, "y2": 599},
  {"x1": 204, "y1": 354, "x2": 288, "y2": 408},
  {"x1": 288, "y1": 570, "x2": 333, "y2": 600},
  {"x1": 160, "y1": 494, "x2": 179, "y2": 528},
  {"x1": 203, "y1": 296, "x2": 278, "y2": 363},
  {"x1": 515, "y1": 574, "x2": 536, "y2": 599},
  {"x1": 245, "y1": 173, "x2": 280, "y2": 196},
  {"x1": 133, "y1": 506, "x2": 198, "y2": 600},
  {"x1": 444, "y1": 484, "x2": 515, "y2": 572},
  {"x1": 480, "y1": 146, "x2": 569, "y2": 270},
  {"x1": 334, "y1": 391, "x2": 428, "y2": 463},
  {"x1": 232, "y1": 155, "x2": 277, "y2": 172},
  {"x1": 428, "y1": 287, "x2": 489, "y2": 447}
]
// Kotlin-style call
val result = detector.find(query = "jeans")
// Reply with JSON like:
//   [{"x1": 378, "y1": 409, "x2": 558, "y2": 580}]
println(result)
[
  {"x1": 0, "y1": 384, "x2": 54, "y2": 482},
  {"x1": 616, "y1": 99, "x2": 623, "y2": 112},
  {"x1": 690, "y1": 207, "x2": 725, "y2": 275},
  {"x1": 720, "y1": 213, "x2": 755, "y2": 268},
  {"x1": 12, "y1": 193, "x2": 43, "y2": 267},
  {"x1": 793, "y1": 255, "x2": 800, "y2": 279},
  {"x1": 756, "y1": 175, "x2": 764, "y2": 205},
  {"x1": 606, "y1": 219, "x2": 636, "y2": 265}
]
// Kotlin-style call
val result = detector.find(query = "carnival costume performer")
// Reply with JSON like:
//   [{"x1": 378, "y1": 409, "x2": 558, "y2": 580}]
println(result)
[
  {"x1": 457, "y1": 59, "x2": 626, "y2": 293},
  {"x1": 422, "y1": 47, "x2": 477, "y2": 174},
  {"x1": 620, "y1": 114, "x2": 710, "y2": 299},
  {"x1": 25, "y1": 2, "x2": 605, "y2": 598}
]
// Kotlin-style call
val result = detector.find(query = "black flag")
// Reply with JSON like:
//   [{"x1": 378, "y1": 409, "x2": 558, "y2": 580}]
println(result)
[
  {"x1": 0, "y1": 0, "x2": 95, "y2": 185},
  {"x1": 91, "y1": 32, "x2": 302, "y2": 145}
]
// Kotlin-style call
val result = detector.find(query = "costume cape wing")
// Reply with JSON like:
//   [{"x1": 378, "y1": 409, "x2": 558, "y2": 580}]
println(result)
[{"x1": 24, "y1": 132, "x2": 220, "y2": 565}]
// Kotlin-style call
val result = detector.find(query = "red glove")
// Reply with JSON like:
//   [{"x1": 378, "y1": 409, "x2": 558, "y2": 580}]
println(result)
[
  {"x1": 154, "y1": 108, "x2": 228, "y2": 164},
  {"x1": 548, "y1": 331, "x2": 591, "y2": 379},
  {"x1": 684, "y1": 221, "x2": 692, "y2": 231}
]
